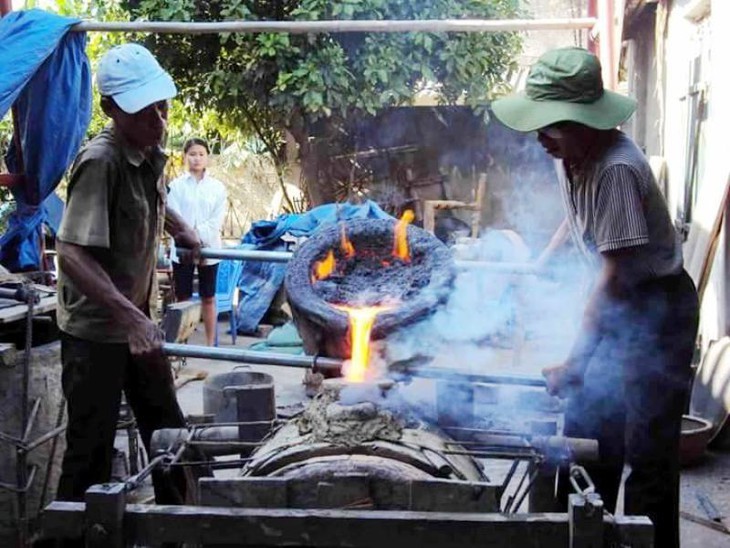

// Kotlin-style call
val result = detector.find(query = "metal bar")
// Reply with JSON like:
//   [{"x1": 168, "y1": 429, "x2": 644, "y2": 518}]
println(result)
[
  {"x1": 200, "y1": 248, "x2": 293, "y2": 263},
  {"x1": 167, "y1": 458, "x2": 252, "y2": 470},
  {"x1": 71, "y1": 18, "x2": 598, "y2": 34},
  {"x1": 24, "y1": 424, "x2": 67, "y2": 454},
  {"x1": 509, "y1": 468, "x2": 540, "y2": 514},
  {"x1": 195, "y1": 247, "x2": 539, "y2": 275},
  {"x1": 0, "y1": 465, "x2": 37, "y2": 494},
  {"x1": 398, "y1": 367, "x2": 547, "y2": 388},
  {"x1": 499, "y1": 460, "x2": 520, "y2": 504},
  {"x1": 453, "y1": 260, "x2": 539, "y2": 275},
  {"x1": 23, "y1": 398, "x2": 41, "y2": 442},
  {"x1": 0, "y1": 429, "x2": 21, "y2": 445},
  {"x1": 124, "y1": 454, "x2": 168, "y2": 492},
  {"x1": 0, "y1": 286, "x2": 41, "y2": 303},
  {"x1": 163, "y1": 342, "x2": 343, "y2": 372},
  {"x1": 17, "y1": 289, "x2": 34, "y2": 546}
]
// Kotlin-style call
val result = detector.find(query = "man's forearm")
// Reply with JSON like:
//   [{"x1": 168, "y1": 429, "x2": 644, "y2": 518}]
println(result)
[
  {"x1": 164, "y1": 206, "x2": 191, "y2": 238},
  {"x1": 536, "y1": 218, "x2": 569, "y2": 267},
  {"x1": 56, "y1": 240, "x2": 147, "y2": 329},
  {"x1": 564, "y1": 269, "x2": 610, "y2": 375}
]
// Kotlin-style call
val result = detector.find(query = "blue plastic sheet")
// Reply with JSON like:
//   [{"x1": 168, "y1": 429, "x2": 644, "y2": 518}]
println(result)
[
  {"x1": 0, "y1": 9, "x2": 91, "y2": 271},
  {"x1": 234, "y1": 201, "x2": 392, "y2": 334}
]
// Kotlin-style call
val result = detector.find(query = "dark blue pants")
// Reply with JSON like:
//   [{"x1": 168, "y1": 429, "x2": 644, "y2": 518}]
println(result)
[{"x1": 558, "y1": 270, "x2": 699, "y2": 548}]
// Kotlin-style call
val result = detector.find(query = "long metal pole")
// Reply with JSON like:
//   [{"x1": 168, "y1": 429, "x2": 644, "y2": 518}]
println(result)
[
  {"x1": 198, "y1": 247, "x2": 538, "y2": 274},
  {"x1": 163, "y1": 343, "x2": 547, "y2": 388},
  {"x1": 396, "y1": 367, "x2": 547, "y2": 388},
  {"x1": 162, "y1": 342, "x2": 343, "y2": 372},
  {"x1": 200, "y1": 248, "x2": 293, "y2": 263},
  {"x1": 72, "y1": 17, "x2": 598, "y2": 35}
]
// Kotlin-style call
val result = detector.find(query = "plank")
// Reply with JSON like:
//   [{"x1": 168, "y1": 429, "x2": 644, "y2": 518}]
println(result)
[
  {"x1": 0, "y1": 295, "x2": 56, "y2": 324},
  {"x1": 43, "y1": 501, "x2": 653, "y2": 547}
]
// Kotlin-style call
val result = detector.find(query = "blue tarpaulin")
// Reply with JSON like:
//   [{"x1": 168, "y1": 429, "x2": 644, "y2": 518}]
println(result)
[
  {"x1": 0, "y1": 9, "x2": 91, "y2": 271},
  {"x1": 234, "y1": 201, "x2": 392, "y2": 334}
]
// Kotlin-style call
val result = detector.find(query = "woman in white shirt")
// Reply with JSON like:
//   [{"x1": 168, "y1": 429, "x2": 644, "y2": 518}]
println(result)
[{"x1": 167, "y1": 138, "x2": 227, "y2": 346}]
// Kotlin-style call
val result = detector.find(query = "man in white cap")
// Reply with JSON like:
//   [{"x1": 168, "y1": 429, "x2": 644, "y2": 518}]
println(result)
[
  {"x1": 492, "y1": 47, "x2": 699, "y2": 548},
  {"x1": 55, "y1": 43, "x2": 200, "y2": 510}
]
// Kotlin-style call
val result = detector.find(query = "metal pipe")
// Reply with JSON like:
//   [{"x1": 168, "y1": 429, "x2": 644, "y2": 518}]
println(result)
[
  {"x1": 163, "y1": 343, "x2": 343, "y2": 372},
  {"x1": 195, "y1": 247, "x2": 539, "y2": 275},
  {"x1": 397, "y1": 367, "x2": 547, "y2": 388},
  {"x1": 0, "y1": 287, "x2": 41, "y2": 303},
  {"x1": 200, "y1": 248, "x2": 293, "y2": 263},
  {"x1": 151, "y1": 426, "x2": 263, "y2": 458},
  {"x1": 71, "y1": 18, "x2": 598, "y2": 35}
]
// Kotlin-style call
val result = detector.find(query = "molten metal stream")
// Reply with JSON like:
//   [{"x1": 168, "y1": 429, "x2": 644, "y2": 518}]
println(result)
[{"x1": 334, "y1": 305, "x2": 394, "y2": 382}]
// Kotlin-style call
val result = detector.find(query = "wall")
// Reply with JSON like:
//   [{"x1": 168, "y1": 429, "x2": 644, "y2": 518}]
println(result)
[{"x1": 627, "y1": 0, "x2": 729, "y2": 349}]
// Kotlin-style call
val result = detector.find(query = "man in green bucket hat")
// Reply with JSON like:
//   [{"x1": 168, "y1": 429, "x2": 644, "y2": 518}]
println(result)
[{"x1": 493, "y1": 47, "x2": 699, "y2": 548}]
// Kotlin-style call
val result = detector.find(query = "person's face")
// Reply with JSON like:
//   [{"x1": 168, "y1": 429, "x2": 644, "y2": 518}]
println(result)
[
  {"x1": 109, "y1": 99, "x2": 169, "y2": 150},
  {"x1": 536, "y1": 121, "x2": 591, "y2": 161},
  {"x1": 185, "y1": 144, "x2": 209, "y2": 173}
]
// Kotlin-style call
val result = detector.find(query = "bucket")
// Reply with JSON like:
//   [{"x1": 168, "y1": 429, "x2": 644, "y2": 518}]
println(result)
[
  {"x1": 680, "y1": 414, "x2": 713, "y2": 467},
  {"x1": 202, "y1": 369, "x2": 275, "y2": 445}
]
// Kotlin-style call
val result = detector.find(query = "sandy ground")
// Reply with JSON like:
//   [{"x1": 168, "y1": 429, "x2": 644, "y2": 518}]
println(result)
[{"x1": 140, "y1": 319, "x2": 730, "y2": 547}]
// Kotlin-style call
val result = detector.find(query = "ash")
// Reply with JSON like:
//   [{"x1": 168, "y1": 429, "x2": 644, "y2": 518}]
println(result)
[{"x1": 298, "y1": 382, "x2": 404, "y2": 447}]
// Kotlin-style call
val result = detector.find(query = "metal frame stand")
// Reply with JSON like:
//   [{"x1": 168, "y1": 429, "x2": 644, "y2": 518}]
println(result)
[{"x1": 0, "y1": 286, "x2": 66, "y2": 545}]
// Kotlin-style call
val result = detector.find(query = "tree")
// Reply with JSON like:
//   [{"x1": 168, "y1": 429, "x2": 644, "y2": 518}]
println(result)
[{"x1": 125, "y1": 1, "x2": 522, "y2": 205}]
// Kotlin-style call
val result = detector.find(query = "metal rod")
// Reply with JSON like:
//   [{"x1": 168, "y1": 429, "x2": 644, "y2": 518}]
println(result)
[
  {"x1": 0, "y1": 287, "x2": 41, "y2": 303},
  {"x1": 167, "y1": 458, "x2": 253, "y2": 470},
  {"x1": 0, "y1": 465, "x2": 37, "y2": 495},
  {"x1": 24, "y1": 424, "x2": 67, "y2": 453},
  {"x1": 453, "y1": 260, "x2": 539, "y2": 275},
  {"x1": 194, "y1": 247, "x2": 539, "y2": 275},
  {"x1": 22, "y1": 398, "x2": 41, "y2": 442},
  {"x1": 71, "y1": 18, "x2": 598, "y2": 34},
  {"x1": 17, "y1": 288, "x2": 34, "y2": 547},
  {"x1": 509, "y1": 467, "x2": 541, "y2": 513},
  {"x1": 397, "y1": 367, "x2": 547, "y2": 387},
  {"x1": 124, "y1": 454, "x2": 168, "y2": 492},
  {"x1": 200, "y1": 248, "x2": 293, "y2": 263},
  {"x1": 163, "y1": 342, "x2": 343, "y2": 372}
]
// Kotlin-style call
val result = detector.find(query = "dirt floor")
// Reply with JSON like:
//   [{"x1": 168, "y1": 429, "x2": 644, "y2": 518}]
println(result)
[{"x1": 161, "y1": 319, "x2": 730, "y2": 547}]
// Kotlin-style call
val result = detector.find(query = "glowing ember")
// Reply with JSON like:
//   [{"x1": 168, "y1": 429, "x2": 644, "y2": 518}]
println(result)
[
  {"x1": 393, "y1": 210, "x2": 415, "y2": 262},
  {"x1": 340, "y1": 224, "x2": 355, "y2": 258},
  {"x1": 334, "y1": 304, "x2": 394, "y2": 382},
  {"x1": 312, "y1": 250, "x2": 336, "y2": 283}
]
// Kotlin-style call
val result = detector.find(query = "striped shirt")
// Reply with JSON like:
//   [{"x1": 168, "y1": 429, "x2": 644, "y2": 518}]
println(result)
[{"x1": 556, "y1": 130, "x2": 683, "y2": 281}]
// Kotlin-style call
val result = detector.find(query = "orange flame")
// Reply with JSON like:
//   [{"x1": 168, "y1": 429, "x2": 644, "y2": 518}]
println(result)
[
  {"x1": 340, "y1": 224, "x2": 355, "y2": 259},
  {"x1": 393, "y1": 210, "x2": 415, "y2": 262},
  {"x1": 334, "y1": 304, "x2": 394, "y2": 382},
  {"x1": 312, "y1": 250, "x2": 336, "y2": 283}
]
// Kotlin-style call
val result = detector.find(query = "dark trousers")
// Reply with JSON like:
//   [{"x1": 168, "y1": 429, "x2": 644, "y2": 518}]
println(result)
[
  {"x1": 56, "y1": 331, "x2": 188, "y2": 504},
  {"x1": 557, "y1": 270, "x2": 699, "y2": 548}
]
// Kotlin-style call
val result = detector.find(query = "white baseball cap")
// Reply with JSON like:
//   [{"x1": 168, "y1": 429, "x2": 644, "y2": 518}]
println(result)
[{"x1": 96, "y1": 43, "x2": 177, "y2": 114}]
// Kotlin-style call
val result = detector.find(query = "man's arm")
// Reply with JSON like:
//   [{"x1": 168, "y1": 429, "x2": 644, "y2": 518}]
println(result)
[
  {"x1": 56, "y1": 240, "x2": 163, "y2": 356},
  {"x1": 165, "y1": 206, "x2": 202, "y2": 254},
  {"x1": 543, "y1": 247, "x2": 640, "y2": 396},
  {"x1": 535, "y1": 218, "x2": 569, "y2": 270}
]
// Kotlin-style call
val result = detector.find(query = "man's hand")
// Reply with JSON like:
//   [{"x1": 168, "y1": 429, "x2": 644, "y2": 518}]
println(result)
[
  {"x1": 175, "y1": 226, "x2": 202, "y2": 264},
  {"x1": 127, "y1": 316, "x2": 164, "y2": 357},
  {"x1": 542, "y1": 363, "x2": 583, "y2": 398}
]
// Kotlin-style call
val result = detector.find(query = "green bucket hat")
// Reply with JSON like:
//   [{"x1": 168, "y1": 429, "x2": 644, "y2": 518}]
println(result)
[{"x1": 492, "y1": 47, "x2": 637, "y2": 132}]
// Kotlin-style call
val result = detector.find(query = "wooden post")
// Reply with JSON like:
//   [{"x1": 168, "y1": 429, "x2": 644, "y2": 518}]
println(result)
[
  {"x1": 569, "y1": 493, "x2": 604, "y2": 548},
  {"x1": 85, "y1": 483, "x2": 127, "y2": 548}
]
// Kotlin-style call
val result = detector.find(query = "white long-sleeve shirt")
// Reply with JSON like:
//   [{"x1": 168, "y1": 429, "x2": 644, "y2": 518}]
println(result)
[{"x1": 167, "y1": 171, "x2": 227, "y2": 265}]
